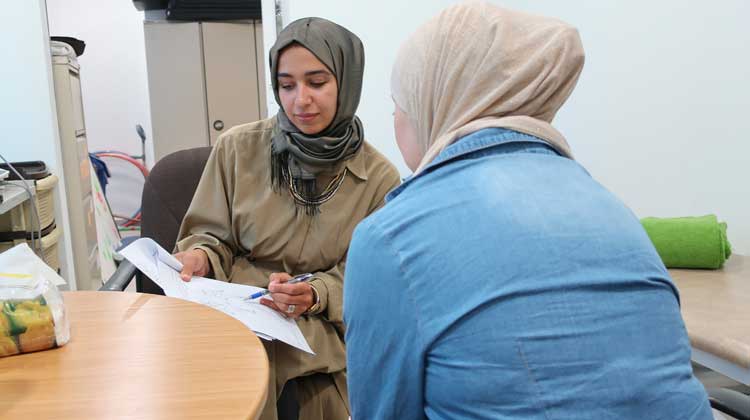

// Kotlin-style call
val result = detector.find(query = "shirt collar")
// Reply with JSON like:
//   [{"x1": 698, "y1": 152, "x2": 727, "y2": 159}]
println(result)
[
  {"x1": 345, "y1": 144, "x2": 368, "y2": 181},
  {"x1": 386, "y1": 128, "x2": 553, "y2": 201}
]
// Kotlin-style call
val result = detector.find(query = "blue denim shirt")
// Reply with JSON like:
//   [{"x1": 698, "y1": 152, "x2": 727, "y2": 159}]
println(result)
[{"x1": 344, "y1": 128, "x2": 711, "y2": 419}]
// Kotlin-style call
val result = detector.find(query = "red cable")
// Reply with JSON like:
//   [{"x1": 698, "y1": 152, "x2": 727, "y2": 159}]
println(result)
[
  {"x1": 122, "y1": 216, "x2": 141, "y2": 227},
  {"x1": 94, "y1": 152, "x2": 149, "y2": 177},
  {"x1": 94, "y1": 152, "x2": 149, "y2": 227}
]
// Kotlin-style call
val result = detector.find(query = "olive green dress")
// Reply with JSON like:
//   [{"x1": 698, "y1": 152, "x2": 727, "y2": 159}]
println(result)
[{"x1": 176, "y1": 117, "x2": 401, "y2": 419}]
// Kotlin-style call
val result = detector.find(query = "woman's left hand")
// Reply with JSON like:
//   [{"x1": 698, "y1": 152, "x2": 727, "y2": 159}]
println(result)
[{"x1": 260, "y1": 272, "x2": 314, "y2": 319}]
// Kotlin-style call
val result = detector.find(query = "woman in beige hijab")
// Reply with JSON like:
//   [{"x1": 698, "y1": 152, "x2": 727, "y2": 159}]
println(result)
[
  {"x1": 174, "y1": 17, "x2": 400, "y2": 420},
  {"x1": 344, "y1": 3, "x2": 711, "y2": 419}
]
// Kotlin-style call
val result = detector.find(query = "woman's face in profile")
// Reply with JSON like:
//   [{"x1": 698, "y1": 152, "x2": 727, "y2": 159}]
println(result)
[
  {"x1": 277, "y1": 45, "x2": 339, "y2": 135},
  {"x1": 393, "y1": 104, "x2": 421, "y2": 171}
]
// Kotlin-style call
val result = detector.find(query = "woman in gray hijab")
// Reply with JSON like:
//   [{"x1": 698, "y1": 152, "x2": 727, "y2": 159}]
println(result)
[{"x1": 174, "y1": 17, "x2": 400, "y2": 420}]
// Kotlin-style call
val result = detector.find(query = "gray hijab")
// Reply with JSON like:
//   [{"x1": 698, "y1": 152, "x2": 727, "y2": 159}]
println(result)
[{"x1": 269, "y1": 17, "x2": 365, "y2": 213}]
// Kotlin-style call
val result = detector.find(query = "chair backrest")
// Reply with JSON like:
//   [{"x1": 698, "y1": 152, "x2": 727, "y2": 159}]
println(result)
[{"x1": 136, "y1": 147, "x2": 213, "y2": 294}]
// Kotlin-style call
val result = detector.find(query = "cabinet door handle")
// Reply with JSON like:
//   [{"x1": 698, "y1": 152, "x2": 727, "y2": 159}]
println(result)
[{"x1": 213, "y1": 120, "x2": 225, "y2": 131}]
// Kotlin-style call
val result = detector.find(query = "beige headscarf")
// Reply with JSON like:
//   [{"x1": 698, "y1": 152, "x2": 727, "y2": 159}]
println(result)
[{"x1": 391, "y1": 2, "x2": 585, "y2": 173}]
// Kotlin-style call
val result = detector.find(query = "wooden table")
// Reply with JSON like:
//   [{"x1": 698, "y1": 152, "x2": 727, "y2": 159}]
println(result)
[
  {"x1": 0, "y1": 291, "x2": 269, "y2": 419},
  {"x1": 669, "y1": 255, "x2": 750, "y2": 385}
]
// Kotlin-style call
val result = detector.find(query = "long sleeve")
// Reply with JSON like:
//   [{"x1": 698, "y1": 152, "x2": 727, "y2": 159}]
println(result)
[
  {"x1": 344, "y1": 220, "x2": 425, "y2": 420},
  {"x1": 309, "y1": 162, "x2": 401, "y2": 334},
  {"x1": 175, "y1": 136, "x2": 242, "y2": 280},
  {"x1": 308, "y1": 261, "x2": 345, "y2": 334}
]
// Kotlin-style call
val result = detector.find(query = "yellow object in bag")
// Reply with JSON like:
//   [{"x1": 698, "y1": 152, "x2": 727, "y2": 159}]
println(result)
[
  {"x1": 0, "y1": 244, "x2": 70, "y2": 358},
  {"x1": 0, "y1": 311, "x2": 20, "y2": 356},
  {"x1": 3, "y1": 298, "x2": 57, "y2": 353}
]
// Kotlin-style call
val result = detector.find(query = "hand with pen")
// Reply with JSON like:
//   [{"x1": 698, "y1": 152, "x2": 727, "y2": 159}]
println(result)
[
  {"x1": 258, "y1": 272, "x2": 316, "y2": 319},
  {"x1": 174, "y1": 249, "x2": 315, "y2": 319}
]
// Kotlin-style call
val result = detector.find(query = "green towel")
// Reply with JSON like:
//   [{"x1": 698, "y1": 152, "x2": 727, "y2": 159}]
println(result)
[{"x1": 641, "y1": 215, "x2": 732, "y2": 269}]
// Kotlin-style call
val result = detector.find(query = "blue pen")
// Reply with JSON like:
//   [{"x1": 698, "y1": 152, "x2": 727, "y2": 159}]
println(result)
[{"x1": 247, "y1": 273, "x2": 314, "y2": 300}]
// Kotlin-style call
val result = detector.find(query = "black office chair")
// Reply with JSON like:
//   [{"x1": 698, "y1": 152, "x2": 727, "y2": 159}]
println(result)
[
  {"x1": 102, "y1": 146, "x2": 211, "y2": 292},
  {"x1": 100, "y1": 146, "x2": 299, "y2": 420}
]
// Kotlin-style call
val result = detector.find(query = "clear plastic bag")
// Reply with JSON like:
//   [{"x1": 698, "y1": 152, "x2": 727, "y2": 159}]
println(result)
[{"x1": 0, "y1": 245, "x2": 70, "y2": 358}]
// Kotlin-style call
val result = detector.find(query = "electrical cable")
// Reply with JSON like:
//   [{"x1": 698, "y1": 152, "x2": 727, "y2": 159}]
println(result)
[{"x1": 93, "y1": 151, "x2": 149, "y2": 228}]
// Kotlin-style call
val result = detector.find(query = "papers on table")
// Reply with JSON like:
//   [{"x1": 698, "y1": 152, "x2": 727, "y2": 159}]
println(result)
[{"x1": 119, "y1": 238, "x2": 313, "y2": 354}]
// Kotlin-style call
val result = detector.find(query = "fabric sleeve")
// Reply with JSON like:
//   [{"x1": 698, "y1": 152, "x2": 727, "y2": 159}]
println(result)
[
  {"x1": 307, "y1": 261, "x2": 346, "y2": 334},
  {"x1": 175, "y1": 136, "x2": 242, "y2": 280},
  {"x1": 368, "y1": 164, "x2": 402, "y2": 214},
  {"x1": 308, "y1": 161, "x2": 401, "y2": 333},
  {"x1": 344, "y1": 220, "x2": 425, "y2": 420}
]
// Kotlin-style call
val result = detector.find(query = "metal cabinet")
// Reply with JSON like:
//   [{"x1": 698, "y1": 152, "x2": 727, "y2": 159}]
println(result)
[{"x1": 144, "y1": 20, "x2": 267, "y2": 162}]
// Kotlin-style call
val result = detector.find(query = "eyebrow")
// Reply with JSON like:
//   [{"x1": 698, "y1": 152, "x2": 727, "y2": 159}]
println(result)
[{"x1": 277, "y1": 70, "x2": 332, "y2": 78}]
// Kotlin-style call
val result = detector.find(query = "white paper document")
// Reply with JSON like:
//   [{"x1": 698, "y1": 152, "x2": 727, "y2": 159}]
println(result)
[{"x1": 119, "y1": 238, "x2": 313, "y2": 354}]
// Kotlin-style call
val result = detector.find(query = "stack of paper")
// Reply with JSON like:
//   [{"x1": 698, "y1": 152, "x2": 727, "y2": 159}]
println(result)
[{"x1": 119, "y1": 238, "x2": 313, "y2": 354}]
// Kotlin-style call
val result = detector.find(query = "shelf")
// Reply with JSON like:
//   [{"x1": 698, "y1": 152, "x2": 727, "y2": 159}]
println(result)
[{"x1": 0, "y1": 181, "x2": 35, "y2": 215}]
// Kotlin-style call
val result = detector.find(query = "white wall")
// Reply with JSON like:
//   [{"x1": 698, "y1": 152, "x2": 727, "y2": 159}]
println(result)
[
  {"x1": 264, "y1": 0, "x2": 750, "y2": 254},
  {"x1": 1, "y1": 1, "x2": 63, "y2": 167},
  {"x1": 46, "y1": 0, "x2": 152, "y2": 220},
  {"x1": 0, "y1": 0, "x2": 76, "y2": 286}
]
